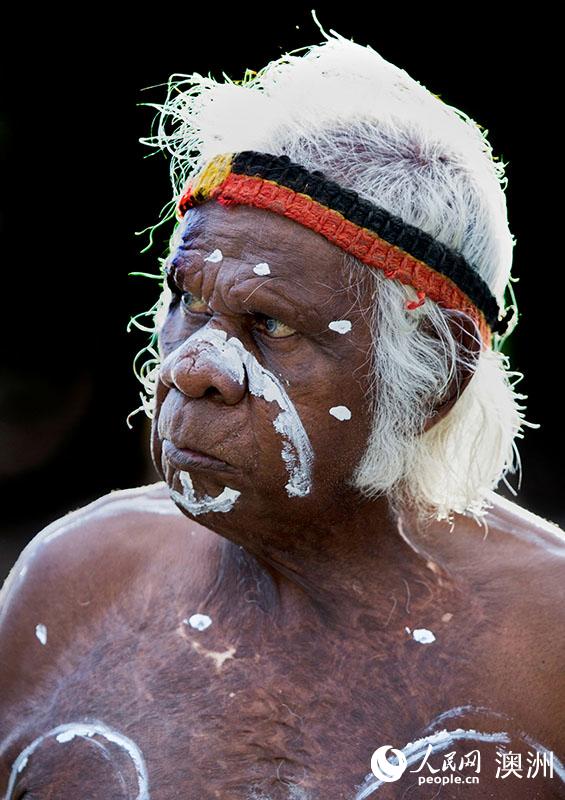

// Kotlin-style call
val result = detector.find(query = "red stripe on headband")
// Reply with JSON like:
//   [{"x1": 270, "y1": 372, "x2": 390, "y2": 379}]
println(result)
[{"x1": 196, "y1": 172, "x2": 491, "y2": 348}]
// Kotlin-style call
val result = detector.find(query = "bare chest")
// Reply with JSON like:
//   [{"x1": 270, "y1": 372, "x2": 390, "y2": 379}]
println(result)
[{"x1": 5, "y1": 588, "x2": 562, "y2": 799}]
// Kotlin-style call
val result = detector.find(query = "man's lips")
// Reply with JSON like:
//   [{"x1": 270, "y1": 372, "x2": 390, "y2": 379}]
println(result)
[{"x1": 162, "y1": 438, "x2": 234, "y2": 473}]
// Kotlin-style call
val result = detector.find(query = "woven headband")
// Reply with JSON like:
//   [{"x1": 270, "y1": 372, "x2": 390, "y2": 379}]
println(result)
[{"x1": 176, "y1": 151, "x2": 512, "y2": 349}]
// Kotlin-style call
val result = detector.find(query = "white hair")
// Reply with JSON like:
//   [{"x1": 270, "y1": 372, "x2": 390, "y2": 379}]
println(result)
[{"x1": 132, "y1": 11, "x2": 537, "y2": 525}]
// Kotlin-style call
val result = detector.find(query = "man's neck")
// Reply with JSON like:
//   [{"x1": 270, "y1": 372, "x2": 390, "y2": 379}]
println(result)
[{"x1": 206, "y1": 491, "x2": 451, "y2": 627}]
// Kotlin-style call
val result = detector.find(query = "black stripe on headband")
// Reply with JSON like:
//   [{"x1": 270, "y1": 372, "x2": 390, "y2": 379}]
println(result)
[{"x1": 230, "y1": 150, "x2": 510, "y2": 335}]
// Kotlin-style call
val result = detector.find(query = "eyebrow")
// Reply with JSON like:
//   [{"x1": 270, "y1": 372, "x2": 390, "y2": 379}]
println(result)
[{"x1": 166, "y1": 253, "x2": 322, "y2": 331}]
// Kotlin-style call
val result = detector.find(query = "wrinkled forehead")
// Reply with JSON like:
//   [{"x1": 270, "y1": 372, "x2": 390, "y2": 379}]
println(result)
[{"x1": 169, "y1": 202, "x2": 361, "y2": 306}]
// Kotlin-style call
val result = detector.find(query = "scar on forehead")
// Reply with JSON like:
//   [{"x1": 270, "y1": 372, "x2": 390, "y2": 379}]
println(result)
[
  {"x1": 329, "y1": 406, "x2": 352, "y2": 421},
  {"x1": 328, "y1": 319, "x2": 352, "y2": 333},
  {"x1": 253, "y1": 262, "x2": 271, "y2": 276},
  {"x1": 204, "y1": 248, "x2": 223, "y2": 263}
]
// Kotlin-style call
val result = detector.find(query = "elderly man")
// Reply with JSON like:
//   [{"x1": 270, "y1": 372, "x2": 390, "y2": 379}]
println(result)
[{"x1": 1, "y1": 24, "x2": 563, "y2": 800}]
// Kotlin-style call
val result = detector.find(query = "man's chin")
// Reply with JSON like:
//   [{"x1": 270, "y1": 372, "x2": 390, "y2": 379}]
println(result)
[{"x1": 167, "y1": 466, "x2": 243, "y2": 518}]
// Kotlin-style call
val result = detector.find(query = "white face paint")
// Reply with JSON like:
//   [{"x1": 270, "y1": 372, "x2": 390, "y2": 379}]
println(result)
[
  {"x1": 168, "y1": 327, "x2": 314, "y2": 498},
  {"x1": 186, "y1": 613, "x2": 213, "y2": 631},
  {"x1": 35, "y1": 623, "x2": 47, "y2": 645},
  {"x1": 328, "y1": 319, "x2": 352, "y2": 334},
  {"x1": 6, "y1": 721, "x2": 150, "y2": 800},
  {"x1": 329, "y1": 405, "x2": 352, "y2": 421},
  {"x1": 253, "y1": 262, "x2": 271, "y2": 276},
  {"x1": 170, "y1": 469, "x2": 241, "y2": 516},
  {"x1": 204, "y1": 248, "x2": 223, "y2": 263}
]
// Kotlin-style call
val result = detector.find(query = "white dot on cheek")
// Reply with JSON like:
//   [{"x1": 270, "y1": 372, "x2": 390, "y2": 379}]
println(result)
[
  {"x1": 253, "y1": 262, "x2": 271, "y2": 276},
  {"x1": 328, "y1": 320, "x2": 352, "y2": 334},
  {"x1": 204, "y1": 248, "x2": 223, "y2": 263},
  {"x1": 329, "y1": 406, "x2": 352, "y2": 421}
]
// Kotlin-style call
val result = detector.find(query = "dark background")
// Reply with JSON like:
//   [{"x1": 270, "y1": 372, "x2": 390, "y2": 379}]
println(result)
[{"x1": 1, "y1": 8, "x2": 562, "y2": 580}]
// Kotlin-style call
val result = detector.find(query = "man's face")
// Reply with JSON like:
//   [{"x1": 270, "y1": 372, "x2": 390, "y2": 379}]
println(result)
[{"x1": 152, "y1": 202, "x2": 375, "y2": 532}]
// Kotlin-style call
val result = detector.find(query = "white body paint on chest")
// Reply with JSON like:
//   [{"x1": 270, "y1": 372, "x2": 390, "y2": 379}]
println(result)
[
  {"x1": 5, "y1": 720, "x2": 150, "y2": 800},
  {"x1": 356, "y1": 727, "x2": 512, "y2": 798},
  {"x1": 35, "y1": 623, "x2": 47, "y2": 645},
  {"x1": 405, "y1": 626, "x2": 436, "y2": 644},
  {"x1": 185, "y1": 613, "x2": 213, "y2": 631},
  {"x1": 171, "y1": 327, "x2": 314, "y2": 498},
  {"x1": 354, "y1": 704, "x2": 565, "y2": 797}
]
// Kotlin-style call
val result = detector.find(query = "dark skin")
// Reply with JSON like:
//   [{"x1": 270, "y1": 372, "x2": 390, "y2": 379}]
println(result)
[{"x1": 0, "y1": 202, "x2": 563, "y2": 799}]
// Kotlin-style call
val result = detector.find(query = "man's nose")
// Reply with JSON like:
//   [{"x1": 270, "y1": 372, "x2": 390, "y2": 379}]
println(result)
[{"x1": 159, "y1": 331, "x2": 247, "y2": 405}]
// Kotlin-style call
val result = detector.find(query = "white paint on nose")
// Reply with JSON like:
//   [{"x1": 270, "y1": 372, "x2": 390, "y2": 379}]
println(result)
[{"x1": 177, "y1": 327, "x2": 314, "y2": 497}]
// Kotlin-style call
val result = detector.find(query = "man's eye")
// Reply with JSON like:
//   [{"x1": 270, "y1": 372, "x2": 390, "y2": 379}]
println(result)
[
  {"x1": 255, "y1": 315, "x2": 296, "y2": 339},
  {"x1": 180, "y1": 291, "x2": 210, "y2": 314}
]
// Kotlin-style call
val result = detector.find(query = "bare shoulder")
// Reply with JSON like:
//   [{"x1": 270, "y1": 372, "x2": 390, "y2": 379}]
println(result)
[
  {"x1": 0, "y1": 484, "x2": 217, "y2": 793},
  {"x1": 469, "y1": 491, "x2": 565, "y2": 631},
  {"x1": 485, "y1": 490, "x2": 565, "y2": 552},
  {"x1": 0, "y1": 481, "x2": 206, "y2": 612},
  {"x1": 0, "y1": 481, "x2": 215, "y2": 657},
  {"x1": 466, "y1": 494, "x2": 565, "y2": 740},
  {"x1": 480, "y1": 491, "x2": 565, "y2": 588}
]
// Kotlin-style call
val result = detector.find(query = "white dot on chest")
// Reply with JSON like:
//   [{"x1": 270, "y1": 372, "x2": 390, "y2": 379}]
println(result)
[{"x1": 185, "y1": 613, "x2": 213, "y2": 631}]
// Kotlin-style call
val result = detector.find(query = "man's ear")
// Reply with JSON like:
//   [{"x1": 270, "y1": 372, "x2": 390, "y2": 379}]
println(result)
[{"x1": 422, "y1": 313, "x2": 482, "y2": 434}]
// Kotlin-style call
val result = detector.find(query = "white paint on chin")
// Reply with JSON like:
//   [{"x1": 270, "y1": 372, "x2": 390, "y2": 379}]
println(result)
[
  {"x1": 253, "y1": 262, "x2": 271, "y2": 275},
  {"x1": 182, "y1": 327, "x2": 314, "y2": 498},
  {"x1": 170, "y1": 469, "x2": 241, "y2": 516}
]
